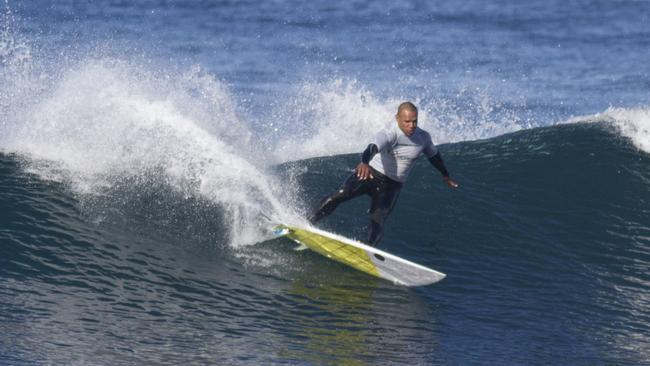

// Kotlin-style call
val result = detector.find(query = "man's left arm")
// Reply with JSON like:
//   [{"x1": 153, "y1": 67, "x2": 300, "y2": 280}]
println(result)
[{"x1": 428, "y1": 152, "x2": 459, "y2": 188}]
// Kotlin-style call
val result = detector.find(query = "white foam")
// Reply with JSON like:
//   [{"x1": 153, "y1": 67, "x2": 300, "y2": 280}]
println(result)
[
  {"x1": 267, "y1": 79, "x2": 398, "y2": 162},
  {"x1": 601, "y1": 107, "x2": 650, "y2": 153},
  {"x1": 1, "y1": 58, "x2": 295, "y2": 247}
]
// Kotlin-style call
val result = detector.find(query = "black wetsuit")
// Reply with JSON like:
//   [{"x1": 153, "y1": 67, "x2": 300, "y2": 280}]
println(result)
[
  {"x1": 308, "y1": 137, "x2": 450, "y2": 246},
  {"x1": 307, "y1": 165, "x2": 403, "y2": 246}
]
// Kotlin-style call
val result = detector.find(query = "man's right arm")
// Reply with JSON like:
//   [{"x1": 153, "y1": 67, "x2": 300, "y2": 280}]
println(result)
[
  {"x1": 357, "y1": 130, "x2": 390, "y2": 180},
  {"x1": 356, "y1": 143, "x2": 378, "y2": 180},
  {"x1": 361, "y1": 144, "x2": 378, "y2": 164}
]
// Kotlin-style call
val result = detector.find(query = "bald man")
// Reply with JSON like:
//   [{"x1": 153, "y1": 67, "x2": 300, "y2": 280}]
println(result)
[{"x1": 308, "y1": 102, "x2": 458, "y2": 246}]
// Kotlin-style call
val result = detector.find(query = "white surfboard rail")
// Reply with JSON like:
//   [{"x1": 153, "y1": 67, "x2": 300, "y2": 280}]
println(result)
[{"x1": 275, "y1": 224, "x2": 446, "y2": 286}]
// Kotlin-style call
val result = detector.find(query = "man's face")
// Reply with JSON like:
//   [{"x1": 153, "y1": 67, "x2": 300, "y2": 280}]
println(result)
[{"x1": 396, "y1": 109, "x2": 418, "y2": 136}]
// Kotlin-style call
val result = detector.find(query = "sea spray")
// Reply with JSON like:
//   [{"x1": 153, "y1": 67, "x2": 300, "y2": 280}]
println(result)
[
  {"x1": 265, "y1": 79, "x2": 398, "y2": 162},
  {"x1": 266, "y1": 78, "x2": 534, "y2": 163},
  {"x1": 0, "y1": 0, "x2": 39, "y2": 140},
  {"x1": 0, "y1": 0, "x2": 30, "y2": 70},
  {"x1": 0, "y1": 57, "x2": 296, "y2": 246}
]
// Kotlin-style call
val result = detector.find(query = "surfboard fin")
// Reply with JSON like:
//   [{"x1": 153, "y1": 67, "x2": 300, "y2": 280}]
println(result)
[{"x1": 293, "y1": 244, "x2": 309, "y2": 251}]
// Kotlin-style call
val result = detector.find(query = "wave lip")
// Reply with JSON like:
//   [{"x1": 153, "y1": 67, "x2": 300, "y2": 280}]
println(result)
[
  {"x1": 602, "y1": 106, "x2": 650, "y2": 153},
  {"x1": 567, "y1": 106, "x2": 650, "y2": 153}
]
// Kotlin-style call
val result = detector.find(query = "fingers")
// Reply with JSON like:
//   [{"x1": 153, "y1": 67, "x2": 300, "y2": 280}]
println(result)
[
  {"x1": 357, "y1": 169, "x2": 372, "y2": 180},
  {"x1": 355, "y1": 165, "x2": 364, "y2": 179},
  {"x1": 443, "y1": 177, "x2": 459, "y2": 188},
  {"x1": 355, "y1": 164, "x2": 374, "y2": 180}
]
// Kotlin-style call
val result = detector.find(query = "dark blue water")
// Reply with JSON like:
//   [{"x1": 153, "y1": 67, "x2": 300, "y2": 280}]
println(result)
[{"x1": 1, "y1": 1, "x2": 649, "y2": 365}]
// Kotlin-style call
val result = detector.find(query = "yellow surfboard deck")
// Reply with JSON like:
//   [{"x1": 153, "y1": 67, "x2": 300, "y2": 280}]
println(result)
[{"x1": 274, "y1": 224, "x2": 445, "y2": 286}]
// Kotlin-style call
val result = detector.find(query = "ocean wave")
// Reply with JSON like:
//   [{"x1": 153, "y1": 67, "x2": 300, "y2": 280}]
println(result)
[{"x1": 1, "y1": 118, "x2": 649, "y2": 364}]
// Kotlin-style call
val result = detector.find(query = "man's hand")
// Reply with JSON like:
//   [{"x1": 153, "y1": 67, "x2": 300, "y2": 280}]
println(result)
[
  {"x1": 356, "y1": 163, "x2": 374, "y2": 180},
  {"x1": 443, "y1": 176, "x2": 459, "y2": 188}
]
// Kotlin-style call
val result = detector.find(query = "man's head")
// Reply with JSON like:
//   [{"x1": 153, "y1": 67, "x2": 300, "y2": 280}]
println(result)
[{"x1": 396, "y1": 102, "x2": 418, "y2": 136}]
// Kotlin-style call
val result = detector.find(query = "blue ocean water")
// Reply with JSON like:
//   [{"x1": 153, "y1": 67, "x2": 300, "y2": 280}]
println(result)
[{"x1": 1, "y1": 1, "x2": 649, "y2": 365}]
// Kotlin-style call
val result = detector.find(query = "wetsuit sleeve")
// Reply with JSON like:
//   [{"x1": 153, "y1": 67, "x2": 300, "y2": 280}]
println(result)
[
  {"x1": 428, "y1": 152, "x2": 450, "y2": 178},
  {"x1": 361, "y1": 144, "x2": 379, "y2": 164}
]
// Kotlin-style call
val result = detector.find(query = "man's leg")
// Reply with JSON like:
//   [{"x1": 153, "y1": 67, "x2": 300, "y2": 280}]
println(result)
[
  {"x1": 367, "y1": 182, "x2": 402, "y2": 245},
  {"x1": 308, "y1": 173, "x2": 371, "y2": 223}
]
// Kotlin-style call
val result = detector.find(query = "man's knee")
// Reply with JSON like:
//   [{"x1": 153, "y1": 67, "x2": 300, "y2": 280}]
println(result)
[
  {"x1": 309, "y1": 187, "x2": 351, "y2": 223},
  {"x1": 331, "y1": 187, "x2": 350, "y2": 201}
]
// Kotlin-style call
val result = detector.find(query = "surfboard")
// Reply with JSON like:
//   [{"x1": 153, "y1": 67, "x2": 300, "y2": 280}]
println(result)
[{"x1": 274, "y1": 224, "x2": 446, "y2": 286}]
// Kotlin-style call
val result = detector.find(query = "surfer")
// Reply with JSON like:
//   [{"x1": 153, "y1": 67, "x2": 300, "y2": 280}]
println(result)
[{"x1": 308, "y1": 102, "x2": 458, "y2": 245}]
